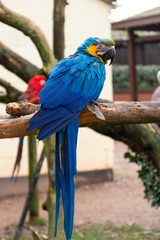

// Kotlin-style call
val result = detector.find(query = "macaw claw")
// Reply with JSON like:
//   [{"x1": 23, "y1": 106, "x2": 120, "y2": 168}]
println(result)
[{"x1": 87, "y1": 101, "x2": 105, "y2": 120}]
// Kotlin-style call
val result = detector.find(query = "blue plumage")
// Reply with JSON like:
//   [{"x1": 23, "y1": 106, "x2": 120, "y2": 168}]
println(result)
[{"x1": 27, "y1": 37, "x2": 116, "y2": 240}]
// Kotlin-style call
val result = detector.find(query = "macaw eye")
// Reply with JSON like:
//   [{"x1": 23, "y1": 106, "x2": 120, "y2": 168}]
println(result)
[
  {"x1": 40, "y1": 80, "x2": 45, "y2": 86},
  {"x1": 97, "y1": 44, "x2": 103, "y2": 49}
]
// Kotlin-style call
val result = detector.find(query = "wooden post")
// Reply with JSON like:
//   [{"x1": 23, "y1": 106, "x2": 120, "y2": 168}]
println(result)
[
  {"x1": 28, "y1": 135, "x2": 39, "y2": 221},
  {"x1": 139, "y1": 43, "x2": 145, "y2": 65},
  {"x1": 128, "y1": 29, "x2": 138, "y2": 101}
]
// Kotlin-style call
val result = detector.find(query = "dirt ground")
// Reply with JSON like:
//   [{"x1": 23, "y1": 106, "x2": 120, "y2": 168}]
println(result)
[{"x1": 0, "y1": 141, "x2": 160, "y2": 234}]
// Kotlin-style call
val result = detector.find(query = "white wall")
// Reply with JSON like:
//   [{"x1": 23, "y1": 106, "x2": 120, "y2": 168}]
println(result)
[{"x1": 0, "y1": 0, "x2": 114, "y2": 177}]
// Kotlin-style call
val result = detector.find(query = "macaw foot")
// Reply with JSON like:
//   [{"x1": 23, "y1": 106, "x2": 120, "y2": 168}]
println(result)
[
  {"x1": 90, "y1": 100, "x2": 102, "y2": 110},
  {"x1": 87, "y1": 101, "x2": 105, "y2": 120}
]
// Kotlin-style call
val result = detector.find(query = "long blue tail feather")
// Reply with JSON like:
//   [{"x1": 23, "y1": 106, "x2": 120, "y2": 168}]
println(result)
[
  {"x1": 63, "y1": 117, "x2": 79, "y2": 239},
  {"x1": 54, "y1": 134, "x2": 61, "y2": 237},
  {"x1": 54, "y1": 117, "x2": 79, "y2": 240}
]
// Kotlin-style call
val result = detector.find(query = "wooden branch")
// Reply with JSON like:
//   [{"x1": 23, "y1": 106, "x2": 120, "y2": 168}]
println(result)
[
  {"x1": 0, "y1": 114, "x2": 37, "y2": 138},
  {"x1": 0, "y1": 42, "x2": 43, "y2": 83},
  {"x1": 1, "y1": 101, "x2": 160, "y2": 139},
  {"x1": 0, "y1": 77, "x2": 22, "y2": 103},
  {"x1": 0, "y1": 78, "x2": 22, "y2": 95},
  {"x1": 0, "y1": 115, "x2": 9, "y2": 119},
  {"x1": 0, "y1": 1, "x2": 55, "y2": 73},
  {"x1": 6, "y1": 102, "x2": 39, "y2": 116}
]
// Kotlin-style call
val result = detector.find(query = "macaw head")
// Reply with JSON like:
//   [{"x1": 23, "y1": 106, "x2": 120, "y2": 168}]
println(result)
[
  {"x1": 77, "y1": 37, "x2": 116, "y2": 65},
  {"x1": 18, "y1": 75, "x2": 46, "y2": 103},
  {"x1": 28, "y1": 75, "x2": 46, "y2": 91}
]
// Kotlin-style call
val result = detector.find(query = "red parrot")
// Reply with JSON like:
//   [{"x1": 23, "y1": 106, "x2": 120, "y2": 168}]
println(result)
[
  {"x1": 11, "y1": 75, "x2": 45, "y2": 180},
  {"x1": 19, "y1": 75, "x2": 46, "y2": 104}
]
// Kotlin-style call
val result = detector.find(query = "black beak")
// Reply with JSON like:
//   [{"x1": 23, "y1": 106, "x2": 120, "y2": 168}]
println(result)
[{"x1": 101, "y1": 47, "x2": 116, "y2": 65}]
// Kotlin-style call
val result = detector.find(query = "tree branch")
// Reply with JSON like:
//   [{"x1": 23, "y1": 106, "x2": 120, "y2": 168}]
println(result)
[
  {"x1": 0, "y1": 1, "x2": 56, "y2": 73},
  {"x1": 6, "y1": 102, "x2": 39, "y2": 116},
  {"x1": 0, "y1": 42, "x2": 43, "y2": 82},
  {"x1": 88, "y1": 122, "x2": 160, "y2": 172},
  {"x1": 0, "y1": 77, "x2": 22, "y2": 103},
  {"x1": 1, "y1": 101, "x2": 160, "y2": 139}
]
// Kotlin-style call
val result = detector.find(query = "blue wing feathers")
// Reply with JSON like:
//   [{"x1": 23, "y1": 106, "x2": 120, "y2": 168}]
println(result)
[
  {"x1": 65, "y1": 96, "x2": 88, "y2": 111},
  {"x1": 28, "y1": 107, "x2": 69, "y2": 131},
  {"x1": 39, "y1": 82, "x2": 63, "y2": 104},
  {"x1": 38, "y1": 79, "x2": 62, "y2": 96},
  {"x1": 43, "y1": 88, "x2": 66, "y2": 108},
  {"x1": 37, "y1": 113, "x2": 73, "y2": 140}
]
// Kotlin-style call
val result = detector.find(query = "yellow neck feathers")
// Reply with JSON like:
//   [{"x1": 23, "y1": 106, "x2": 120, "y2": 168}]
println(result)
[{"x1": 87, "y1": 45, "x2": 103, "y2": 63}]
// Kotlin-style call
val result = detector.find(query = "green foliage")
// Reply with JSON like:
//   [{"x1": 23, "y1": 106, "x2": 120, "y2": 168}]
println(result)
[
  {"x1": 29, "y1": 218, "x2": 47, "y2": 227},
  {"x1": 124, "y1": 151, "x2": 160, "y2": 208},
  {"x1": 1, "y1": 235, "x2": 33, "y2": 240},
  {"x1": 2, "y1": 222, "x2": 160, "y2": 240},
  {"x1": 113, "y1": 65, "x2": 160, "y2": 92}
]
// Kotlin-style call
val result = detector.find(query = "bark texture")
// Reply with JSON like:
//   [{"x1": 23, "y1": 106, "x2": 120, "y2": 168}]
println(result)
[
  {"x1": 0, "y1": 42, "x2": 43, "y2": 83},
  {"x1": 0, "y1": 1, "x2": 55, "y2": 73},
  {"x1": 43, "y1": 136, "x2": 56, "y2": 240},
  {"x1": 53, "y1": 0, "x2": 67, "y2": 60},
  {"x1": 2, "y1": 101, "x2": 160, "y2": 132},
  {"x1": 0, "y1": 77, "x2": 22, "y2": 103},
  {"x1": 6, "y1": 102, "x2": 39, "y2": 116},
  {"x1": 28, "y1": 135, "x2": 39, "y2": 220}
]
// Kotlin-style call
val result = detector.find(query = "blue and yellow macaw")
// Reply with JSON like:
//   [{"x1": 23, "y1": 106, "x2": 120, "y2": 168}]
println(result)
[{"x1": 27, "y1": 37, "x2": 116, "y2": 240}]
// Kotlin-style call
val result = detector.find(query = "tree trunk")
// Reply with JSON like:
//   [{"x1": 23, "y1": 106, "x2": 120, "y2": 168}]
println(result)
[
  {"x1": 43, "y1": 136, "x2": 56, "y2": 240},
  {"x1": 43, "y1": 135, "x2": 65, "y2": 239},
  {"x1": 53, "y1": 0, "x2": 67, "y2": 60},
  {"x1": 28, "y1": 135, "x2": 39, "y2": 221}
]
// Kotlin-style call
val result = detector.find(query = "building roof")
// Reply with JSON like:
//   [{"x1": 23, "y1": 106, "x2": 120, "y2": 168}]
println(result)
[
  {"x1": 102, "y1": 0, "x2": 117, "y2": 6},
  {"x1": 128, "y1": 7, "x2": 160, "y2": 20},
  {"x1": 112, "y1": 7, "x2": 160, "y2": 31}
]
